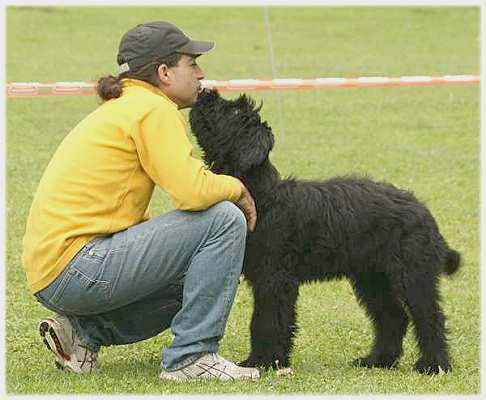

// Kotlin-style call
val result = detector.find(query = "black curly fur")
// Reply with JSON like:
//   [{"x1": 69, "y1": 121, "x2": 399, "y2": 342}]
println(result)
[{"x1": 189, "y1": 89, "x2": 461, "y2": 375}]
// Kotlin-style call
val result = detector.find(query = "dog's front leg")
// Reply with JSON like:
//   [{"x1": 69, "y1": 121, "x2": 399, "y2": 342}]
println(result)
[{"x1": 240, "y1": 272, "x2": 299, "y2": 369}]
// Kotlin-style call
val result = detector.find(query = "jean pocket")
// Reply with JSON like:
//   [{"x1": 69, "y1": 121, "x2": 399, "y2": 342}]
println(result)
[
  {"x1": 50, "y1": 268, "x2": 113, "y2": 315},
  {"x1": 49, "y1": 247, "x2": 114, "y2": 315}
]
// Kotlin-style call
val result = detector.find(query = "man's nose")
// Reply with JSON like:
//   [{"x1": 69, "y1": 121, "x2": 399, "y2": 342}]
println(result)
[{"x1": 196, "y1": 66, "x2": 204, "y2": 80}]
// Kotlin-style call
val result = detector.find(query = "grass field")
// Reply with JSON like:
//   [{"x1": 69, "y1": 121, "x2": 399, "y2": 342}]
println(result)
[{"x1": 5, "y1": 5, "x2": 480, "y2": 395}]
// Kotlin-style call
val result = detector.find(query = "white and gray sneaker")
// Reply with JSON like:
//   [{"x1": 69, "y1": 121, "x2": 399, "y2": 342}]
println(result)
[
  {"x1": 159, "y1": 353, "x2": 260, "y2": 382},
  {"x1": 39, "y1": 314, "x2": 99, "y2": 373}
]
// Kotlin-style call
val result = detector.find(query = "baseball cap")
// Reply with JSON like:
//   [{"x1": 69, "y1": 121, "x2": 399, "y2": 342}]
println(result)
[{"x1": 117, "y1": 21, "x2": 215, "y2": 73}]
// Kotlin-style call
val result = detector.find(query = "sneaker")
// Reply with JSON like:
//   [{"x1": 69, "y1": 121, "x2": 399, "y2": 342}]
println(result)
[
  {"x1": 159, "y1": 353, "x2": 260, "y2": 382},
  {"x1": 39, "y1": 314, "x2": 98, "y2": 373}
]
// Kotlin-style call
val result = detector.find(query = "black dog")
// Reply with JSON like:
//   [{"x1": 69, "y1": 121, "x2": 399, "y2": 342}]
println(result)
[{"x1": 189, "y1": 89, "x2": 461, "y2": 374}]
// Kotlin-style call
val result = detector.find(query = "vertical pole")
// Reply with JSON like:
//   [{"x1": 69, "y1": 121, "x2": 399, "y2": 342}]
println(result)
[{"x1": 263, "y1": 6, "x2": 285, "y2": 140}]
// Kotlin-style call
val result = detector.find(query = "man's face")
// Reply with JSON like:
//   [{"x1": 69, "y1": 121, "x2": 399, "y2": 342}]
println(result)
[{"x1": 162, "y1": 54, "x2": 205, "y2": 109}]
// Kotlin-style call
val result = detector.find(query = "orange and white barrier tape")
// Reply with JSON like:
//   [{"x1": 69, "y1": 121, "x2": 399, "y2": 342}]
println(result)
[{"x1": 6, "y1": 75, "x2": 480, "y2": 97}]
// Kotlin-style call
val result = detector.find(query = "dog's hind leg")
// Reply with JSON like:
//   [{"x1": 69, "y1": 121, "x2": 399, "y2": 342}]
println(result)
[
  {"x1": 404, "y1": 270, "x2": 450, "y2": 374},
  {"x1": 350, "y1": 272, "x2": 409, "y2": 370},
  {"x1": 240, "y1": 271, "x2": 299, "y2": 369}
]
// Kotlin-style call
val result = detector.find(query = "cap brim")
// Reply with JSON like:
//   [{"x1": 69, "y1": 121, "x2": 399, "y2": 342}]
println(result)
[{"x1": 177, "y1": 40, "x2": 215, "y2": 55}]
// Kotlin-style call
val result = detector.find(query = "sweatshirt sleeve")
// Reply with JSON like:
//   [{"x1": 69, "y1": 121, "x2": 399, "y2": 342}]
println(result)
[{"x1": 132, "y1": 103, "x2": 242, "y2": 211}]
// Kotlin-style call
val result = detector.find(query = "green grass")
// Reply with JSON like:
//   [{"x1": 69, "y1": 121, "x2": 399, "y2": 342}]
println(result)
[{"x1": 6, "y1": 5, "x2": 480, "y2": 395}]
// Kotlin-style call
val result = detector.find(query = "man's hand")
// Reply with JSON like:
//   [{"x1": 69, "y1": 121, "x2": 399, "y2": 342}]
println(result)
[{"x1": 235, "y1": 179, "x2": 257, "y2": 232}]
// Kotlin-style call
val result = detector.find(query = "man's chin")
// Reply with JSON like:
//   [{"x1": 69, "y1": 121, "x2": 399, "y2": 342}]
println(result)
[{"x1": 180, "y1": 96, "x2": 199, "y2": 109}]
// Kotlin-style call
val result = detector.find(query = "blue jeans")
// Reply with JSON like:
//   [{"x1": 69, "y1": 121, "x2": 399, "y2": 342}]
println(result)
[{"x1": 35, "y1": 201, "x2": 247, "y2": 371}]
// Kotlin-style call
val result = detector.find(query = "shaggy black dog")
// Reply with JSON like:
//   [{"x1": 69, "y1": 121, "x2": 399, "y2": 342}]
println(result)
[{"x1": 189, "y1": 89, "x2": 461, "y2": 375}]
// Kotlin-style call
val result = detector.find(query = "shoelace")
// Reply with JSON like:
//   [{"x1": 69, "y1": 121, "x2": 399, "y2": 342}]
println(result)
[
  {"x1": 195, "y1": 361, "x2": 234, "y2": 379},
  {"x1": 77, "y1": 344, "x2": 97, "y2": 371}
]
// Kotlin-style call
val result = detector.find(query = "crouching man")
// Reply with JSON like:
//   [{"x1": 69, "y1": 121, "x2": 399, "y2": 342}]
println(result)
[{"x1": 22, "y1": 20, "x2": 258, "y2": 382}]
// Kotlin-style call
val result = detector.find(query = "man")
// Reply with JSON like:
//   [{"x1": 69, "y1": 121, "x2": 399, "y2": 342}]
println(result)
[{"x1": 22, "y1": 21, "x2": 259, "y2": 382}]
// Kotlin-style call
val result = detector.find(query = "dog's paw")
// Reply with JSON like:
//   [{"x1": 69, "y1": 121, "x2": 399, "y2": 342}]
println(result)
[
  {"x1": 353, "y1": 356, "x2": 398, "y2": 369},
  {"x1": 239, "y1": 358, "x2": 272, "y2": 369},
  {"x1": 239, "y1": 357, "x2": 262, "y2": 368},
  {"x1": 239, "y1": 356, "x2": 287, "y2": 370},
  {"x1": 415, "y1": 357, "x2": 450, "y2": 375}
]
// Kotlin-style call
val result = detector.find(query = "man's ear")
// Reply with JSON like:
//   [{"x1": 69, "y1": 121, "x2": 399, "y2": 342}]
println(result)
[{"x1": 157, "y1": 64, "x2": 172, "y2": 86}]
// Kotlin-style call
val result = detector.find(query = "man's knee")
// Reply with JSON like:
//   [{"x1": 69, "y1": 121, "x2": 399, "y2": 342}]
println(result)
[{"x1": 209, "y1": 201, "x2": 247, "y2": 233}]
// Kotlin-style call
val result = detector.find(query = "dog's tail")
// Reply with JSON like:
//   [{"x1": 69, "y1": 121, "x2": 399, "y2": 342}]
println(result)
[{"x1": 444, "y1": 248, "x2": 461, "y2": 276}]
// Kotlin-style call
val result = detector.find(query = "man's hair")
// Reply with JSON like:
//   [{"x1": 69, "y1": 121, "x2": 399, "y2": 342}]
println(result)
[{"x1": 96, "y1": 53, "x2": 183, "y2": 101}]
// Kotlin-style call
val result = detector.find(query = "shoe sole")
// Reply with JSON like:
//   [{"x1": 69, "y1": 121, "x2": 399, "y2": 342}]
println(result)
[
  {"x1": 39, "y1": 319, "x2": 70, "y2": 372},
  {"x1": 159, "y1": 371, "x2": 259, "y2": 382},
  {"x1": 159, "y1": 375, "x2": 259, "y2": 382},
  {"x1": 39, "y1": 319, "x2": 100, "y2": 374}
]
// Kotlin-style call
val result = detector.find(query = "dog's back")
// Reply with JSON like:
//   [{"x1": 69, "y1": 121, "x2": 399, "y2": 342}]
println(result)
[{"x1": 247, "y1": 174, "x2": 459, "y2": 281}]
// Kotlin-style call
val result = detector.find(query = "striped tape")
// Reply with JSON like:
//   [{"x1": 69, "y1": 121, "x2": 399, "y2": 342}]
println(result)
[{"x1": 6, "y1": 75, "x2": 480, "y2": 97}]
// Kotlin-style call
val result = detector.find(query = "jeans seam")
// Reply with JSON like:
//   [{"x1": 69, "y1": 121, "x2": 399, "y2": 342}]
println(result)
[
  {"x1": 50, "y1": 269, "x2": 75, "y2": 304},
  {"x1": 216, "y1": 228, "x2": 240, "y2": 337},
  {"x1": 107, "y1": 230, "x2": 128, "y2": 293},
  {"x1": 73, "y1": 266, "x2": 113, "y2": 300},
  {"x1": 35, "y1": 292, "x2": 65, "y2": 315},
  {"x1": 183, "y1": 212, "x2": 217, "y2": 282},
  {"x1": 209, "y1": 215, "x2": 244, "y2": 339},
  {"x1": 72, "y1": 266, "x2": 111, "y2": 286}
]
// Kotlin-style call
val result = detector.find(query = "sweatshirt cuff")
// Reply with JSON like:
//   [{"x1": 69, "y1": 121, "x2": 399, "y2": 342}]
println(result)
[{"x1": 226, "y1": 176, "x2": 242, "y2": 202}]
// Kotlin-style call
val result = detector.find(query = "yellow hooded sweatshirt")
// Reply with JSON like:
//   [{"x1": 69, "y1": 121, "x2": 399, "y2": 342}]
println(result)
[{"x1": 22, "y1": 79, "x2": 241, "y2": 294}]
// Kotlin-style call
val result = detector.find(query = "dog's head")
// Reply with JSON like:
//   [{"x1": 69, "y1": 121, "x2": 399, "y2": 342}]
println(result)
[{"x1": 189, "y1": 89, "x2": 274, "y2": 176}]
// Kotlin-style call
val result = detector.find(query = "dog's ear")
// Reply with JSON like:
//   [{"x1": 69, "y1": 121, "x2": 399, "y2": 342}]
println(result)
[{"x1": 234, "y1": 122, "x2": 274, "y2": 171}]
